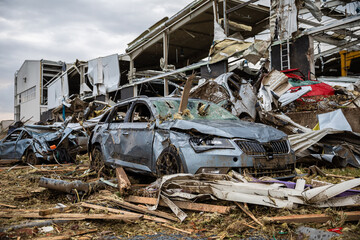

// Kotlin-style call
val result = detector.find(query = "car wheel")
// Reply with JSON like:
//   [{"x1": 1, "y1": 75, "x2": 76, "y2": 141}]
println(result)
[
  {"x1": 156, "y1": 146, "x2": 183, "y2": 177},
  {"x1": 26, "y1": 151, "x2": 39, "y2": 165},
  {"x1": 90, "y1": 146, "x2": 105, "y2": 172}
]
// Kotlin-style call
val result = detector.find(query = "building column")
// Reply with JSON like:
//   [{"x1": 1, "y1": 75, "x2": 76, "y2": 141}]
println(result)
[{"x1": 163, "y1": 31, "x2": 169, "y2": 96}]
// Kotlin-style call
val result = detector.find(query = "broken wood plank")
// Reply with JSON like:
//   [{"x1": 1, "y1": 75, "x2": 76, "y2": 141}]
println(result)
[
  {"x1": 0, "y1": 163, "x2": 75, "y2": 171},
  {"x1": 0, "y1": 159, "x2": 20, "y2": 165},
  {"x1": 80, "y1": 202, "x2": 170, "y2": 223},
  {"x1": 0, "y1": 203, "x2": 17, "y2": 209},
  {"x1": 39, "y1": 206, "x2": 71, "y2": 216},
  {"x1": 0, "y1": 212, "x2": 141, "y2": 221},
  {"x1": 34, "y1": 228, "x2": 97, "y2": 240},
  {"x1": 103, "y1": 196, "x2": 178, "y2": 222},
  {"x1": 235, "y1": 202, "x2": 263, "y2": 227},
  {"x1": 125, "y1": 195, "x2": 231, "y2": 214},
  {"x1": 116, "y1": 167, "x2": 131, "y2": 194},
  {"x1": 161, "y1": 224, "x2": 193, "y2": 234},
  {"x1": 265, "y1": 211, "x2": 360, "y2": 223},
  {"x1": 33, "y1": 167, "x2": 88, "y2": 174},
  {"x1": 178, "y1": 74, "x2": 195, "y2": 113}
]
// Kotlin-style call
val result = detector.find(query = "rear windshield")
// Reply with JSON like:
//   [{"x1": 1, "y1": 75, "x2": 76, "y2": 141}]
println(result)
[{"x1": 151, "y1": 99, "x2": 238, "y2": 121}]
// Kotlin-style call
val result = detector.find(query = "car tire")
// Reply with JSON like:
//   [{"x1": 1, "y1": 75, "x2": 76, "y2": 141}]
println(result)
[
  {"x1": 156, "y1": 146, "x2": 183, "y2": 177},
  {"x1": 90, "y1": 145, "x2": 105, "y2": 173},
  {"x1": 26, "y1": 151, "x2": 39, "y2": 165}
]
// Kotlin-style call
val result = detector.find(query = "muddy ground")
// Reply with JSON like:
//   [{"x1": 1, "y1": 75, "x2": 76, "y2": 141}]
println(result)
[{"x1": 0, "y1": 156, "x2": 359, "y2": 239}]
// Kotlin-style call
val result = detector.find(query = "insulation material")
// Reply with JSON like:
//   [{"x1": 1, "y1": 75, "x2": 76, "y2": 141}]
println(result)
[
  {"x1": 261, "y1": 70, "x2": 292, "y2": 97},
  {"x1": 87, "y1": 54, "x2": 120, "y2": 96},
  {"x1": 209, "y1": 39, "x2": 252, "y2": 64},
  {"x1": 242, "y1": 40, "x2": 270, "y2": 64},
  {"x1": 47, "y1": 75, "x2": 69, "y2": 109}
]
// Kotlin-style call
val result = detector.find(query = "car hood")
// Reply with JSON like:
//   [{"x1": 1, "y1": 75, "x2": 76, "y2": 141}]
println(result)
[{"x1": 158, "y1": 119, "x2": 287, "y2": 143}]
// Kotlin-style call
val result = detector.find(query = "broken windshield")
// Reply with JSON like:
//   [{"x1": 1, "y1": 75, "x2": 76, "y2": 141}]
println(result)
[{"x1": 151, "y1": 99, "x2": 238, "y2": 121}]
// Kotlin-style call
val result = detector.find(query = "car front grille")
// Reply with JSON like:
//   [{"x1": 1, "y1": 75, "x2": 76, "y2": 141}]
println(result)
[{"x1": 235, "y1": 140, "x2": 289, "y2": 155}]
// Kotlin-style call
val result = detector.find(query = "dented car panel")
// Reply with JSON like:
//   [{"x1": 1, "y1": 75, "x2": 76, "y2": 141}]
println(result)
[{"x1": 89, "y1": 96, "x2": 296, "y2": 177}]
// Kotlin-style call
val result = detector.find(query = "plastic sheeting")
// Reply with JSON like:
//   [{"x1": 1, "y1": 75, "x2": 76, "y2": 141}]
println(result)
[
  {"x1": 48, "y1": 74, "x2": 69, "y2": 110},
  {"x1": 87, "y1": 54, "x2": 120, "y2": 96},
  {"x1": 318, "y1": 109, "x2": 352, "y2": 131}
]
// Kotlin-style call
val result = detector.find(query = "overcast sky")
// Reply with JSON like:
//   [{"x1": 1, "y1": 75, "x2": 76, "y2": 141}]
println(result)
[{"x1": 0, "y1": 0, "x2": 192, "y2": 120}]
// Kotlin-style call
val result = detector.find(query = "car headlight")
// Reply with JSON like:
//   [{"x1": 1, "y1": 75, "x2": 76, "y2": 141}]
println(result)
[{"x1": 189, "y1": 137, "x2": 235, "y2": 153}]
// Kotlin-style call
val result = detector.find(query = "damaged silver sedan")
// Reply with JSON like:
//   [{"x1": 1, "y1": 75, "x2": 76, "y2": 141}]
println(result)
[
  {"x1": 0, "y1": 126, "x2": 87, "y2": 165},
  {"x1": 89, "y1": 96, "x2": 296, "y2": 177},
  {"x1": 88, "y1": 97, "x2": 295, "y2": 176}
]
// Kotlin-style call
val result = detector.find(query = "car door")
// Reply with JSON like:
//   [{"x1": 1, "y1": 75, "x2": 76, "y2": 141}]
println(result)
[
  {"x1": 13, "y1": 130, "x2": 33, "y2": 159},
  {"x1": 105, "y1": 103, "x2": 131, "y2": 161},
  {"x1": 0, "y1": 130, "x2": 22, "y2": 159},
  {"x1": 119, "y1": 101, "x2": 155, "y2": 171}
]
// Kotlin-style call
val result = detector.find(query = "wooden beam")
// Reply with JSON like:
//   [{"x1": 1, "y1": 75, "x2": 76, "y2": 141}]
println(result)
[
  {"x1": 265, "y1": 211, "x2": 360, "y2": 223},
  {"x1": 0, "y1": 159, "x2": 20, "y2": 165},
  {"x1": 115, "y1": 167, "x2": 131, "y2": 195},
  {"x1": 125, "y1": 195, "x2": 231, "y2": 214},
  {"x1": 178, "y1": 75, "x2": 195, "y2": 113},
  {"x1": 79, "y1": 202, "x2": 170, "y2": 223},
  {"x1": 235, "y1": 202, "x2": 263, "y2": 227},
  {"x1": 39, "y1": 206, "x2": 71, "y2": 216},
  {"x1": 0, "y1": 203, "x2": 17, "y2": 209},
  {"x1": 103, "y1": 196, "x2": 178, "y2": 222},
  {"x1": 226, "y1": 0, "x2": 259, "y2": 14},
  {"x1": 0, "y1": 212, "x2": 140, "y2": 221}
]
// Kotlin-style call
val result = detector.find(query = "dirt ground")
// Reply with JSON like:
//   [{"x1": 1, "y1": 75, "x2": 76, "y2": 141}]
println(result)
[{"x1": 0, "y1": 156, "x2": 360, "y2": 239}]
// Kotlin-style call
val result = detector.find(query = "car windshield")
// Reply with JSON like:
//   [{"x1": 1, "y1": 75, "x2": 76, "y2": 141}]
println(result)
[{"x1": 151, "y1": 99, "x2": 238, "y2": 121}]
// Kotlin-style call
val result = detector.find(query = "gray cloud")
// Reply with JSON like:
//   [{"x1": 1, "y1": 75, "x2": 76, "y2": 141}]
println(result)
[{"x1": 0, "y1": 0, "x2": 190, "y2": 120}]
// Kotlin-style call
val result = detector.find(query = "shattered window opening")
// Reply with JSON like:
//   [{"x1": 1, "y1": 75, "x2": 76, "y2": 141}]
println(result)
[
  {"x1": 4, "y1": 130, "x2": 22, "y2": 142},
  {"x1": 110, "y1": 105, "x2": 129, "y2": 123},
  {"x1": 131, "y1": 103, "x2": 152, "y2": 123},
  {"x1": 151, "y1": 99, "x2": 238, "y2": 121}
]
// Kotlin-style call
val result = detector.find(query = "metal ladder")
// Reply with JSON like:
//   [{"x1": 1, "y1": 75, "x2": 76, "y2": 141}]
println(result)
[{"x1": 280, "y1": 39, "x2": 291, "y2": 70}]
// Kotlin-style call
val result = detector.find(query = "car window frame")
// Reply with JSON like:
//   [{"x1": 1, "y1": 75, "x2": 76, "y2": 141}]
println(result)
[
  {"x1": 3, "y1": 129, "x2": 22, "y2": 143},
  {"x1": 129, "y1": 100, "x2": 154, "y2": 123},
  {"x1": 107, "y1": 102, "x2": 132, "y2": 124}
]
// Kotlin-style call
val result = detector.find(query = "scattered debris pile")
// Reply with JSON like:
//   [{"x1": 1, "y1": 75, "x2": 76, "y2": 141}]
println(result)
[{"x1": 0, "y1": 161, "x2": 359, "y2": 239}]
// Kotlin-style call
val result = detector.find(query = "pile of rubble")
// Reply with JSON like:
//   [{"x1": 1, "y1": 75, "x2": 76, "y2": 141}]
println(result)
[{"x1": 0, "y1": 160, "x2": 359, "y2": 239}]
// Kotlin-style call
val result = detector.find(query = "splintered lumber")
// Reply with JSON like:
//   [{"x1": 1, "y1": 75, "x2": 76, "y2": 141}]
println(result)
[
  {"x1": 0, "y1": 212, "x2": 140, "y2": 221},
  {"x1": 34, "y1": 167, "x2": 88, "y2": 174},
  {"x1": 39, "y1": 206, "x2": 71, "y2": 216},
  {"x1": 235, "y1": 202, "x2": 263, "y2": 227},
  {"x1": 161, "y1": 224, "x2": 193, "y2": 234},
  {"x1": 116, "y1": 167, "x2": 131, "y2": 194},
  {"x1": 34, "y1": 228, "x2": 97, "y2": 240},
  {"x1": 125, "y1": 195, "x2": 231, "y2": 214},
  {"x1": 103, "y1": 196, "x2": 178, "y2": 222},
  {"x1": 0, "y1": 159, "x2": 20, "y2": 165},
  {"x1": 0, "y1": 203, "x2": 17, "y2": 209},
  {"x1": 0, "y1": 219, "x2": 73, "y2": 232},
  {"x1": 265, "y1": 211, "x2": 360, "y2": 223},
  {"x1": 80, "y1": 202, "x2": 170, "y2": 223},
  {"x1": 0, "y1": 163, "x2": 75, "y2": 171},
  {"x1": 178, "y1": 74, "x2": 195, "y2": 113}
]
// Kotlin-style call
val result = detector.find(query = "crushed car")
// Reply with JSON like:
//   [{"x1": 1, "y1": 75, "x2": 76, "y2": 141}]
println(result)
[
  {"x1": 89, "y1": 96, "x2": 296, "y2": 177},
  {"x1": 0, "y1": 126, "x2": 87, "y2": 165}
]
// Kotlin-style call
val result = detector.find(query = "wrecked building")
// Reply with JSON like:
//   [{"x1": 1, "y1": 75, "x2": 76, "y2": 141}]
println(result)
[{"x1": 14, "y1": 60, "x2": 63, "y2": 122}]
